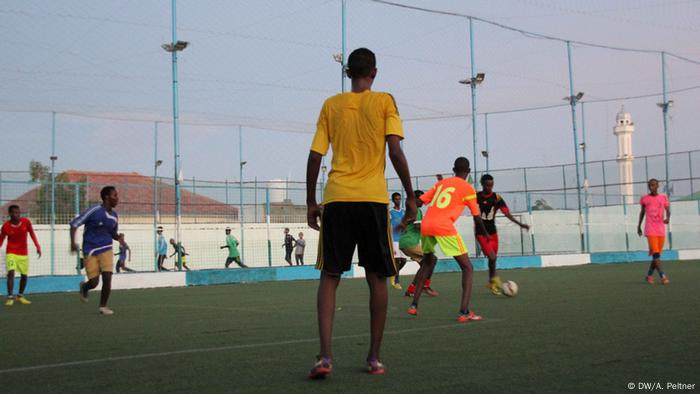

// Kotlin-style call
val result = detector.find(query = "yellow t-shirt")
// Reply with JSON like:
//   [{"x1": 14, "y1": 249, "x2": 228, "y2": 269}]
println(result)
[{"x1": 311, "y1": 90, "x2": 404, "y2": 204}]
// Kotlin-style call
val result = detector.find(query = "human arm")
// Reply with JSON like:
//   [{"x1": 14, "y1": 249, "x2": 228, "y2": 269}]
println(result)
[
  {"x1": 387, "y1": 135, "x2": 416, "y2": 233},
  {"x1": 127, "y1": 245, "x2": 131, "y2": 262},
  {"x1": 664, "y1": 196, "x2": 670, "y2": 224},
  {"x1": 306, "y1": 150, "x2": 323, "y2": 231},
  {"x1": 27, "y1": 220, "x2": 42, "y2": 257},
  {"x1": 0, "y1": 225, "x2": 6, "y2": 249},
  {"x1": 69, "y1": 226, "x2": 80, "y2": 253},
  {"x1": 503, "y1": 211, "x2": 529, "y2": 231},
  {"x1": 637, "y1": 206, "x2": 646, "y2": 236}
]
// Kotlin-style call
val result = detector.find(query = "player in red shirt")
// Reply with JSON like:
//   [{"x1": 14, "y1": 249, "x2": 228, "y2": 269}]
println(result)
[
  {"x1": 477, "y1": 174, "x2": 530, "y2": 295},
  {"x1": 0, "y1": 205, "x2": 41, "y2": 306},
  {"x1": 407, "y1": 157, "x2": 490, "y2": 322}
]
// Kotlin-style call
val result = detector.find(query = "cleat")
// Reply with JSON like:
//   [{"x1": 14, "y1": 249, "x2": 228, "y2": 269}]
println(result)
[
  {"x1": 661, "y1": 276, "x2": 670, "y2": 285},
  {"x1": 367, "y1": 358, "x2": 385, "y2": 375},
  {"x1": 309, "y1": 356, "x2": 332, "y2": 379},
  {"x1": 407, "y1": 305, "x2": 418, "y2": 316},
  {"x1": 98, "y1": 307, "x2": 114, "y2": 315},
  {"x1": 489, "y1": 277, "x2": 503, "y2": 295},
  {"x1": 4, "y1": 298, "x2": 14, "y2": 307},
  {"x1": 79, "y1": 281, "x2": 89, "y2": 303},
  {"x1": 404, "y1": 290, "x2": 414, "y2": 297},
  {"x1": 391, "y1": 282, "x2": 403, "y2": 290},
  {"x1": 423, "y1": 287, "x2": 439, "y2": 297},
  {"x1": 646, "y1": 275, "x2": 655, "y2": 285},
  {"x1": 17, "y1": 296, "x2": 31, "y2": 305},
  {"x1": 457, "y1": 311, "x2": 483, "y2": 322}
]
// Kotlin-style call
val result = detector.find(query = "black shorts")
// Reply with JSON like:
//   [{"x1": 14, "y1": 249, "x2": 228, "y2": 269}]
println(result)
[{"x1": 316, "y1": 202, "x2": 397, "y2": 277}]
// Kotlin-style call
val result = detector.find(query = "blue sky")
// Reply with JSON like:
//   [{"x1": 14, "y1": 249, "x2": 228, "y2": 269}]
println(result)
[{"x1": 1, "y1": 0, "x2": 699, "y2": 184}]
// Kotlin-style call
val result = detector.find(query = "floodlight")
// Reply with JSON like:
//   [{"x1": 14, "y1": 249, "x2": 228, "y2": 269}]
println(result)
[
  {"x1": 155, "y1": 160, "x2": 163, "y2": 167},
  {"x1": 332, "y1": 53, "x2": 343, "y2": 63},
  {"x1": 162, "y1": 41, "x2": 189, "y2": 52},
  {"x1": 481, "y1": 150, "x2": 489, "y2": 158}
]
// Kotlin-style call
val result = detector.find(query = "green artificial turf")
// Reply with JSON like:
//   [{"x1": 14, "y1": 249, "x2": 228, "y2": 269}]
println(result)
[{"x1": 1, "y1": 261, "x2": 699, "y2": 393}]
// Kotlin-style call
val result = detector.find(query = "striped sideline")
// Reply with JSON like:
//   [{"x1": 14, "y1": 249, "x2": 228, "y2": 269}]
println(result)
[{"x1": 0, "y1": 319, "x2": 503, "y2": 374}]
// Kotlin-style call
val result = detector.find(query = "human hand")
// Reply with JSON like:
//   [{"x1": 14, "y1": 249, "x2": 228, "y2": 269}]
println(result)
[{"x1": 307, "y1": 202, "x2": 321, "y2": 231}]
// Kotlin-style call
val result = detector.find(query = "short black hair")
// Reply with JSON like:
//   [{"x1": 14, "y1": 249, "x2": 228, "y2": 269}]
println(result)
[
  {"x1": 391, "y1": 192, "x2": 401, "y2": 199},
  {"x1": 454, "y1": 157, "x2": 470, "y2": 172},
  {"x1": 8, "y1": 204, "x2": 19, "y2": 213},
  {"x1": 414, "y1": 190, "x2": 424, "y2": 198},
  {"x1": 346, "y1": 48, "x2": 376, "y2": 79},
  {"x1": 480, "y1": 174, "x2": 494, "y2": 185},
  {"x1": 100, "y1": 186, "x2": 116, "y2": 200},
  {"x1": 648, "y1": 178, "x2": 659, "y2": 184}
]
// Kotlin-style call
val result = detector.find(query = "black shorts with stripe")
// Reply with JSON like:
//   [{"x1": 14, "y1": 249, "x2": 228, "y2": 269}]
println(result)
[{"x1": 316, "y1": 202, "x2": 397, "y2": 277}]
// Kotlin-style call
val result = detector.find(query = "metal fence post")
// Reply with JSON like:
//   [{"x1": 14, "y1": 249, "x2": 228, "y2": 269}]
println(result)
[
  {"x1": 689, "y1": 151, "x2": 694, "y2": 197},
  {"x1": 562, "y1": 165, "x2": 567, "y2": 210},
  {"x1": 623, "y1": 197, "x2": 630, "y2": 252},
  {"x1": 266, "y1": 188, "x2": 272, "y2": 267},
  {"x1": 601, "y1": 161, "x2": 608, "y2": 206},
  {"x1": 74, "y1": 183, "x2": 81, "y2": 274},
  {"x1": 526, "y1": 192, "x2": 536, "y2": 255}
]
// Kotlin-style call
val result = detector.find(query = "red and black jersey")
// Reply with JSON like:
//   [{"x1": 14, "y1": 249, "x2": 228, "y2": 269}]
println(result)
[{"x1": 476, "y1": 192, "x2": 510, "y2": 235}]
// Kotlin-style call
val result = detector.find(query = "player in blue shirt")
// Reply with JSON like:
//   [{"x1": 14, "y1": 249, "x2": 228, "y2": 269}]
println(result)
[
  {"x1": 389, "y1": 192, "x2": 408, "y2": 290},
  {"x1": 70, "y1": 186, "x2": 122, "y2": 315}
]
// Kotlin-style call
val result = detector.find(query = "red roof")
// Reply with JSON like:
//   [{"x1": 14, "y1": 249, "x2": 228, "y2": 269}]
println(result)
[{"x1": 1, "y1": 170, "x2": 237, "y2": 219}]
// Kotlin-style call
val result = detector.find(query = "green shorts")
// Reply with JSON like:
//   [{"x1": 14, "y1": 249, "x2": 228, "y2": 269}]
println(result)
[
  {"x1": 6, "y1": 254, "x2": 29, "y2": 275},
  {"x1": 421, "y1": 234, "x2": 468, "y2": 257}
]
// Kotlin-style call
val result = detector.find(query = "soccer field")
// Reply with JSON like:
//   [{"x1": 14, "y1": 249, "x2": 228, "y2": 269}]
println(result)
[{"x1": 1, "y1": 262, "x2": 699, "y2": 393}]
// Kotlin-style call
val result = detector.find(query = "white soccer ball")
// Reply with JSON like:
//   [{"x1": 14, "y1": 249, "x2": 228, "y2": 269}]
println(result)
[{"x1": 501, "y1": 280, "x2": 518, "y2": 297}]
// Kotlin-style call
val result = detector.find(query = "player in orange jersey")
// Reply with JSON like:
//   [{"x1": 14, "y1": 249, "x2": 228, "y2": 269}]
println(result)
[{"x1": 407, "y1": 157, "x2": 489, "y2": 322}]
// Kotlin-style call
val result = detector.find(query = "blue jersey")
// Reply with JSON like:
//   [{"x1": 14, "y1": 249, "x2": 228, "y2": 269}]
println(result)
[
  {"x1": 390, "y1": 207, "x2": 405, "y2": 241},
  {"x1": 157, "y1": 235, "x2": 168, "y2": 255},
  {"x1": 70, "y1": 205, "x2": 118, "y2": 256}
]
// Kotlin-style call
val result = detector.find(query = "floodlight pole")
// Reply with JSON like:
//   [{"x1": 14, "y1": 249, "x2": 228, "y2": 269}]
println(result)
[
  {"x1": 167, "y1": 0, "x2": 184, "y2": 270},
  {"x1": 581, "y1": 102, "x2": 590, "y2": 253},
  {"x1": 341, "y1": 0, "x2": 347, "y2": 93},
  {"x1": 566, "y1": 41, "x2": 585, "y2": 253},
  {"x1": 468, "y1": 17, "x2": 478, "y2": 182},
  {"x1": 660, "y1": 51, "x2": 673, "y2": 249},
  {"x1": 153, "y1": 121, "x2": 159, "y2": 271},
  {"x1": 484, "y1": 113, "x2": 490, "y2": 172},
  {"x1": 239, "y1": 125, "x2": 245, "y2": 263},
  {"x1": 50, "y1": 111, "x2": 56, "y2": 275}
]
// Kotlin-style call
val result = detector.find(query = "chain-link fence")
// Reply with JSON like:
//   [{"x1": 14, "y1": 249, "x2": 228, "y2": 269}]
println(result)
[{"x1": 2, "y1": 149, "x2": 699, "y2": 277}]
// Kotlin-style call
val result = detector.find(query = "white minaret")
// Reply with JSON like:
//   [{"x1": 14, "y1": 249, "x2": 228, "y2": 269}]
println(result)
[{"x1": 614, "y1": 107, "x2": 635, "y2": 205}]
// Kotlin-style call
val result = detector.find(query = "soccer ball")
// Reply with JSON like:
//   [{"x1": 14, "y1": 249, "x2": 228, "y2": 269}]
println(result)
[{"x1": 501, "y1": 280, "x2": 518, "y2": 297}]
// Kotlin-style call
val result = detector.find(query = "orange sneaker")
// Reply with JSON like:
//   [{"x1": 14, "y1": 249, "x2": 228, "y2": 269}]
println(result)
[
  {"x1": 661, "y1": 276, "x2": 670, "y2": 285},
  {"x1": 404, "y1": 283, "x2": 416, "y2": 297},
  {"x1": 457, "y1": 311, "x2": 483, "y2": 322},
  {"x1": 367, "y1": 358, "x2": 385, "y2": 375},
  {"x1": 646, "y1": 275, "x2": 655, "y2": 284},
  {"x1": 407, "y1": 305, "x2": 418, "y2": 316},
  {"x1": 309, "y1": 356, "x2": 332, "y2": 379}
]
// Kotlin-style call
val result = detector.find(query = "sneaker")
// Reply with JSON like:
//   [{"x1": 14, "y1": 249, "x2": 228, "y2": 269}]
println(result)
[
  {"x1": 391, "y1": 282, "x2": 403, "y2": 290},
  {"x1": 367, "y1": 358, "x2": 385, "y2": 375},
  {"x1": 407, "y1": 305, "x2": 418, "y2": 316},
  {"x1": 457, "y1": 311, "x2": 483, "y2": 322},
  {"x1": 4, "y1": 298, "x2": 13, "y2": 307},
  {"x1": 424, "y1": 287, "x2": 439, "y2": 297},
  {"x1": 308, "y1": 356, "x2": 332, "y2": 379},
  {"x1": 79, "y1": 281, "x2": 89, "y2": 303},
  {"x1": 17, "y1": 296, "x2": 31, "y2": 305},
  {"x1": 646, "y1": 275, "x2": 655, "y2": 285},
  {"x1": 661, "y1": 276, "x2": 670, "y2": 285},
  {"x1": 98, "y1": 307, "x2": 114, "y2": 315}
]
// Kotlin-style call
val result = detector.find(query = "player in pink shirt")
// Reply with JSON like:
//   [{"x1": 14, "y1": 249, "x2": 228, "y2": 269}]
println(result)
[{"x1": 637, "y1": 179, "x2": 671, "y2": 285}]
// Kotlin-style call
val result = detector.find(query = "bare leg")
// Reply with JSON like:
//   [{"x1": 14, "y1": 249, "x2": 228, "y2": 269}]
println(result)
[
  {"x1": 411, "y1": 254, "x2": 437, "y2": 306},
  {"x1": 365, "y1": 271, "x2": 389, "y2": 361},
  {"x1": 99, "y1": 272, "x2": 112, "y2": 307},
  {"x1": 6, "y1": 270, "x2": 15, "y2": 297},
  {"x1": 317, "y1": 271, "x2": 341, "y2": 358},
  {"x1": 19, "y1": 274, "x2": 28, "y2": 295},
  {"x1": 454, "y1": 254, "x2": 474, "y2": 312}
]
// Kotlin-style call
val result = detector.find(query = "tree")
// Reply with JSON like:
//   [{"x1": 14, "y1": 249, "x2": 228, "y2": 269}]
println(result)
[
  {"x1": 29, "y1": 160, "x2": 49, "y2": 182},
  {"x1": 531, "y1": 199, "x2": 553, "y2": 211}
]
